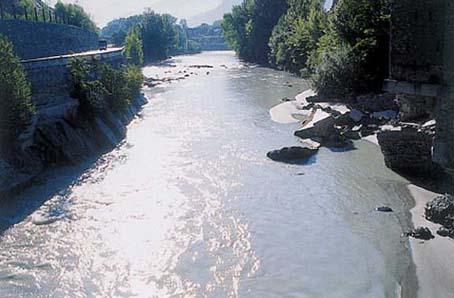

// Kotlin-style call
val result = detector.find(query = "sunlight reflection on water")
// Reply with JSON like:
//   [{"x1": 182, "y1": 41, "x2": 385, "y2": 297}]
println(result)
[{"x1": 0, "y1": 52, "x2": 414, "y2": 298}]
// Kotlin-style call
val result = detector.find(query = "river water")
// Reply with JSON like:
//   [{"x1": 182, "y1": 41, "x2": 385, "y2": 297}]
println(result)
[{"x1": 0, "y1": 51, "x2": 416, "y2": 298}]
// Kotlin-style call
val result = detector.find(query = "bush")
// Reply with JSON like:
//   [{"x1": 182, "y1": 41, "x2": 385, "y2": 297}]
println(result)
[
  {"x1": 310, "y1": 42, "x2": 365, "y2": 100},
  {"x1": 69, "y1": 58, "x2": 107, "y2": 116},
  {"x1": 124, "y1": 65, "x2": 144, "y2": 99},
  {"x1": 0, "y1": 35, "x2": 35, "y2": 151},
  {"x1": 69, "y1": 59, "x2": 143, "y2": 116}
]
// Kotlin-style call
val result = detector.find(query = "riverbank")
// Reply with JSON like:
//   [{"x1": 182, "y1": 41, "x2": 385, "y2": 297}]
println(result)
[
  {"x1": 407, "y1": 185, "x2": 454, "y2": 298},
  {"x1": 270, "y1": 89, "x2": 454, "y2": 297},
  {"x1": 0, "y1": 94, "x2": 148, "y2": 196}
]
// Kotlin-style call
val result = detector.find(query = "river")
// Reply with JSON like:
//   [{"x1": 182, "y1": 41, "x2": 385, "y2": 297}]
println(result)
[{"x1": 0, "y1": 51, "x2": 416, "y2": 298}]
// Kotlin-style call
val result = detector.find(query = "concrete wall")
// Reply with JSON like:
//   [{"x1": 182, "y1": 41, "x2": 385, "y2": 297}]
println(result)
[{"x1": 0, "y1": 20, "x2": 99, "y2": 59}]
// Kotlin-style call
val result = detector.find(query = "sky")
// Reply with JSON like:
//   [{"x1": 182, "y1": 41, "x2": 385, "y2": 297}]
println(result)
[
  {"x1": 46, "y1": 0, "x2": 334, "y2": 28},
  {"x1": 46, "y1": 0, "x2": 239, "y2": 27}
]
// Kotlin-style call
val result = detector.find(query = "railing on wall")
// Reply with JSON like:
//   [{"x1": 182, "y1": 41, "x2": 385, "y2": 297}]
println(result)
[{"x1": 0, "y1": 4, "x2": 71, "y2": 25}]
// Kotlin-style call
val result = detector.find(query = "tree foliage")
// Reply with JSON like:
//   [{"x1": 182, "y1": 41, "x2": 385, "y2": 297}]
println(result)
[
  {"x1": 0, "y1": 35, "x2": 35, "y2": 151},
  {"x1": 54, "y1": 2, "x2": 99, "y2": 33},
  {"x1": 140, "y1": 11, "x2": 179, "y2": 62},
  {"x1": 125, "y1": 28, "x2": 144, "y2": 66},
  {"x1": 222, "y1": 0, "x2": 288, "y2": 64},
  {"x1": 269, "y1": 0, "x2": 327, "y2": 74},
  {"x1": 330, "y1": 0, "x2": 390, "y2": 90},
  {"x1": 69, "y1": 59, "x2": 143, "y2": 117},
  {"x1": 101, "y1": 11, "x2": 206, "y2": 63}
]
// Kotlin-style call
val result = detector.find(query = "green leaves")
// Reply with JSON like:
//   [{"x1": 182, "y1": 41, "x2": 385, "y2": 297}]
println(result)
[
  {"x1": 221, "y1": 0, "x2": 287, "y2": 64},
  {"x1": 0, "y1": 35, "x2": 35, "y2": 152},
  {"x1": 68, "y1": 59, "x2": 143, "y2": 116},
  {"x1": 54, "y1": 2, "x2": 99, "y2": 33},
  {"x1": 269, "y1": 0, "x2": 327, "y2": 74},
  {"x1": 125, "y1": 28, "x2": 144, "y2": 66}
]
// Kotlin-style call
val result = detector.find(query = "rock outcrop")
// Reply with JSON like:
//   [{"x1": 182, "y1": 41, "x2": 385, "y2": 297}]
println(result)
[
  {"x1": 406, "y1": 227, "x2": 435, "y2": 240},
  {"x1": 267, "y1": 146, "x2": 318, "y2": 163},
  {"x1": 377, "y1": 125, "x2": 436, "y2": 174},
  {"x1": 0, "y1": 95, "x2": 147, "y2": 195},
  {"x1": 425, "y1": 194, "x2": 454, "y2": 227}
]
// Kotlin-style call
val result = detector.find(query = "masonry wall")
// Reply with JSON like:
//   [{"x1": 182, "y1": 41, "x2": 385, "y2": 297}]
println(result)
[
  {"x1": 0, "y1": 20, "x2": 99, "y2": 60},
  {"x1": 22, "y1": 50, "x2": 125, "y2": 109},
  {"x1": 391, "y1": 0, "x2": 445, "y2": 84},
  {"x1": 433, "y1": 1, "x2": 454, "y2": 174}
]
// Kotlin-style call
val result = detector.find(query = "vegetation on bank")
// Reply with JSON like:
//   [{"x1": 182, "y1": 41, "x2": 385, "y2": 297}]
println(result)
[
  {"x1": 102, "y1": 13, "x2": 230, "y2": 64},
  {"x1": 101, "y1": 11, "x2": 198, "y2": 64},
  {"x1": 221, "y1": 0, "x2": 288, "y2": 64},
  {"x1": 222, "y1": 0, "x2": 391, "y2": 99},
  {"x1": 0, "y1": 35, "x2": 35, "y2": 153},
  {"x1": 53, "y1": 2, "x2": 99, "y2": 33},
  {"x1": 69, "y1": 59, "x2": 144, "y2": 117}
]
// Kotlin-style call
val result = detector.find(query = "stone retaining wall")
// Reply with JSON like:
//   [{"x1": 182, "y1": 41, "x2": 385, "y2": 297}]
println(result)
[{"x1": 0, "y1": 19, "x2": 99, "y2": 59}]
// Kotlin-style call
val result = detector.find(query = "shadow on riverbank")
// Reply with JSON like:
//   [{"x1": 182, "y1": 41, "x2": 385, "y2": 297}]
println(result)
[{"x1": 0, "y1": 150, "x2": 115, "y2": 234}]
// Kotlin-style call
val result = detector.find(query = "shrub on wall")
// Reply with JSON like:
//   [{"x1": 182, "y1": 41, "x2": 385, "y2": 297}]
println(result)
[
  {"x1": 69, "y1": 58, "x2": 143, "y2": 117},
  {"x1": 0, "y1": 35, "x2": 35, "y2": 152}
]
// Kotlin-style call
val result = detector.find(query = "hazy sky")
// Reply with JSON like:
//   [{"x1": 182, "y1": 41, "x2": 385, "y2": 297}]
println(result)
[
  {"x1": 47, "y1": 0, "x2": 231, "y2": 27},
  {"x1": 47, "y1": 0, "x2": 334, "y2": 28}
]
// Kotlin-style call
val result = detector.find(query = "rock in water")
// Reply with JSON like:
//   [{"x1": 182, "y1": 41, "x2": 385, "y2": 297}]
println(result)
[
  {"x1": 436, "y1": 227, "x2": 454, "y2": 238},
  {"x1": 406, "y1": 227, "x2": 435, "y2": 240},
  {"x1": 376, "y1": 206, "x2": 393, "y2": 213},
  {"x1": 425, "y1": 194, "x2": 454, "y2": 227},
  {"x1": 267, "y1": 146, "x2": 318, "y2": 163}
]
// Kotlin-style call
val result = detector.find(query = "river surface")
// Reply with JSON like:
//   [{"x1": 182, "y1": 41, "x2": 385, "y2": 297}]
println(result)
[{"x1": 0, "y1": 51, "x2": 416, "y2": 298}]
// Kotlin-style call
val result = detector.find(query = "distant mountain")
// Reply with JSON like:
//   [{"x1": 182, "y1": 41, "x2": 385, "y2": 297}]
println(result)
[{"x1": 187, "y1": 0, "x2": 243, "y2": 27}]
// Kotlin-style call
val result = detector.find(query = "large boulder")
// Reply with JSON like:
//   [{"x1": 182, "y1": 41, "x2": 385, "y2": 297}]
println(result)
[
  {"x1": 377, "y1": 126, "x2": 436, "y2": 174},
  {"x1": 425, "y1": 194, "x2": 454, "y2": 227},
  {"x1": 295, "y1": 115, "x2": 337, "y2": 140},
  {"x1": 267, "y1": 146, "x2": 318, "y2": 163},
  {"x1": 355, "y1": 93, "x2": 398, "y2": 113},
  {"x1": 406, "y1": 227, "x2": 435, "y2": 240}
]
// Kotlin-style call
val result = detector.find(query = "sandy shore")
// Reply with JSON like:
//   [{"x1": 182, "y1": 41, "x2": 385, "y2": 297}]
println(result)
[
  {"x1": 407, "y1": 185, "x2": 454, "y2": 298},
  {"x1": 272, "y1": 90, "x2": 454, "y2": 297}
]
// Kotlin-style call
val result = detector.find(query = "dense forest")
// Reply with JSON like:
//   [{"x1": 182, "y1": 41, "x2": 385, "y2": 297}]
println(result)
[{"x1": 222, "y1": 0, "x2": 390, "y2": 99}]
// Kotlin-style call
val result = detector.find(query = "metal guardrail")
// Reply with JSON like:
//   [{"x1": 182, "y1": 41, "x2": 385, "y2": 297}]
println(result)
[{"x1": 0, "y1": 4, "x2": 71, "y2": 24}]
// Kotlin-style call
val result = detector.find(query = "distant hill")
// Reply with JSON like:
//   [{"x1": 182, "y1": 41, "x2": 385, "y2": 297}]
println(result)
[{"x1": 187, "y1": 0, "x2": 243, "y2": 27}]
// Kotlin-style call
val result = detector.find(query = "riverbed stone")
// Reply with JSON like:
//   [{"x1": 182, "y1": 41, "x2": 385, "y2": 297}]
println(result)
[
  {"x1": 376, "y1": 206, "x2": 394, "y2": 212},
  {"x1": 377, "y1": 126, "x2": 436, "y2": 174},
  {"x1": 406, "y1": 227, "x2": 435, "y2": 240},
  {"x1": 425, "y1": 194, "x2": 454, "y2": 227},
  {"x1": 267, "y1": 146, "x2": 318, "y2": 163}
]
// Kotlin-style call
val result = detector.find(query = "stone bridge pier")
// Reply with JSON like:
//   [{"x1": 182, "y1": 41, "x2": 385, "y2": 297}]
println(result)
[{"x1": 385, "y1": 0, "x2": 454, "y2": 175}]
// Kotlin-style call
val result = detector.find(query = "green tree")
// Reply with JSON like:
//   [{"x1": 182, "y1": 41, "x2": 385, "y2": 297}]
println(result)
[
  {"x1": 269, "y1": 0, "x2": 327, "y2": 74},
  {"x1": 330, "y1": 0, "x2": 390, "y2": 90},
  {"x1": 222, "y1": 0, "x2": 287, "y2": 64},
  {"x1": 140, "y1": 11, "x2": 178, "y2": 62},
  {"x1": 125, "y1": 27, "x2": 144, "y2": 66},
  {"x1": 0, "y1": 35, "x2": 35, "y2": 152},
  {"x1": 54, "y1": 2, "x2": 99, "y2": 33}
]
